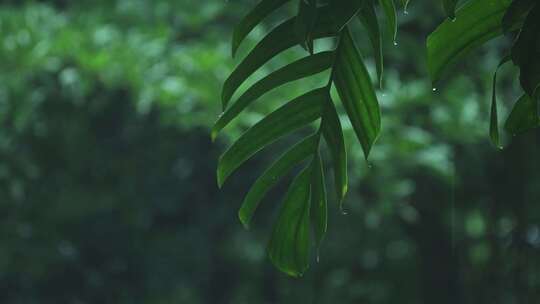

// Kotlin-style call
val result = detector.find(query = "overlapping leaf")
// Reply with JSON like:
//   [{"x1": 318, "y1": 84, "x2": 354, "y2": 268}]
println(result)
[
  {"x1": 222, "y1": 9, "x2": 338, "y2": 109},
  {"x1": 427, "y1": 0, "x2": 512, "y2": 84},
  {"x1": 267, "y1": 166, "x2": 312, "y2": 277},
  {"x1": 238, "y1": 134, "x2": 319, "y2": 229},
  {"x1": 379, "y1": 0, "x2": 397, "y2": 42},
  {"x1": 295, "y1": 0, "x2": 318, "y2": 53},
  {"x1": 511, "y1": 3, "x2": 540, "y2": 99},
  {"x1": 217, "y1": 88, "x2": 325, "y2": 187},
  {"x1": 359, "y1": 0, "x2": 384, "y2": 87},
  {"x1": 232, "y1": 0, "x2": 290, "y2": 57},
  {"x1": 505, "y1": 94, "x2": 539, "y2": 134},
  {"x1": 213, "y1": 52, "x2": 334, "y2": 139},
  {"x1": 330, "y1": 0, "x2": 365, "y2": 31},
  {"x1": 334, "y1": 28, "x2": 381, "y2": 159},
  {"x1": 502, "y1": 0, "x2": 535, "y2": 33},
  {"x1": 321, "y1": 97, "x2": 348, "y2": 204}
]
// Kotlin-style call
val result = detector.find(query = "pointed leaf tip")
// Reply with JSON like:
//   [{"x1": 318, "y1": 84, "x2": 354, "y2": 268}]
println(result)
[
  {"x1": 268, "y1": 167, "x2": 312, "y2": 277},
  {"x1": 333, "y1": 28, "x2": 381, "y2": 160}
]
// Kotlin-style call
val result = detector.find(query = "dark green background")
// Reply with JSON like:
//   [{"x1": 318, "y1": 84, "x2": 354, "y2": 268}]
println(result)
[{"x1": 1, "y1": 1, "x2": 539, "y2": 303}]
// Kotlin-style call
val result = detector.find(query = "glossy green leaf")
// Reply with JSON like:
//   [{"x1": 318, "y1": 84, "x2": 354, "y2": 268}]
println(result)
[
  {"x1": 511, "y1": 3, "x2": 540, "y2": 99},
  {"x1": 268, "y1": 167, "x2": 312, "y2": 277},
  {"x1": 295, "y1": 0, "x2": 318, "y2": 53},
  {"x1": 359, "y1": 0, "x2": 384, "y2": 87},
  {"x1": 310, "y1": 151, "x2": 327, "y2": 251},
  {"x1": 222, "y1": 10, "x2": 338, "y2": 109},
  {"x1": 321, "y1": 97, "x2": 347, "y2": 204},
  {"x1": 442, "y1": 0, "x2": 458, "y2": 19},
  {"x1": 489, "y1": 54, "x2": 510, "y2": 149},
  {"x1": 333, "y1": 28, "x2": 381, "y2": 159},
  {"x1": 504, "y1": 94, "x2": 539, "y2": 135},
  {"x1": 427, "y1": 0, "x2": 511, "y2": 84},
  {"x1": 502, "y1": 0, "x2": 535, "y2": 33},
  {"x1": 379, "y1": 0, "x2": 397, "y2": 42},
  {"x1": 232, "y1": 0, "x2": 290, "y2": 57},
  {"x1": 238, "y1": 134, "x2": 319, "y2": 229},
  {"x1": 217, "y1": 88, "x2": 326, "y2": 187},
  {"x1": 213, "y1": 52, "x2": 333, "y2": 140}
]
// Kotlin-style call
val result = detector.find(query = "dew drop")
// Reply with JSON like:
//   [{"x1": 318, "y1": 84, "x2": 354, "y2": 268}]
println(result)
[
  {"x1": 393, "y1": 41, "x2": 398, "y2": 46},
  {"x1": 404, "y1": 9, "x2": 409, "y2": 15},
  {"x1": 432, "y1": 87, "x2": 438, "y2": 92}
]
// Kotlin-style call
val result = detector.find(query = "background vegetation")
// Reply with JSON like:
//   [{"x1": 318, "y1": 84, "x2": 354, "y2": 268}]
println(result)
[{"x1": 1, "y1": 0, "x2": 539, "y2": 303}]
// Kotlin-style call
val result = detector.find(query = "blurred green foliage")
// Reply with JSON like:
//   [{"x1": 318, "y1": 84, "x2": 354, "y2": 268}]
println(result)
[{"x1": 1, "y1": 1, "x2": 540, "y2": 303}]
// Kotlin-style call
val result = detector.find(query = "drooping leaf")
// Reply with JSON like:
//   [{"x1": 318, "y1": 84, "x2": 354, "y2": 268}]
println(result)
[
  {"x1": 333, "y1": 28, "x2": 381, "y2": 159},
  {"x1": 310, "y1": 151, "x2": 327, "y2": 251},
  {"x1": 217, "y1": 88, "x2": 326, "y2": 187},
  {"x1": 511, "y1": 3, "x2": 540, "y2": 99},
  {"x1": 442, "y1": 0, "x2": 458, "y2": 19},
  {"x1": 295, "y1": 0, "x2": 318, "y2": 53},
  {"x1": 379, "y1": 0, "x2": 397, "y2": 42},
  {"x1": 329, "y1": 0, "x2": 365, "y2": 31},
  {"x1": 213, "y1": 51, "x2": 333, "y2": 140},
  {"x1": 222, "y1": 9, "x2": 338, "y2": 109},
  {"x1": 232, "y1": 0, "x2": 291, "y2": 57},
  {"x1": 238, "y1": 134, "x2": 319, "y2": 229},
  {"x1": 268, "y1": 166, "x2": 312, "y2": 277},
  {"x1": 359, "y1": 0, "x2": 384, "y2": 87},
  {"x1": 427, "y1": 0, "x2": 511, "y2": 84},
  {"x1": 489, "y1": 55, "x2": 510, "y2": 149},
  {"x1": 504, "y1": 94, "x2": 539, "y2": 135},
  {"x1": 321, "y1": 97, "x2": 348, "y2": 204},
  {"x1": 502, "y1": 0, "x2": 535, "y2": 33}
]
